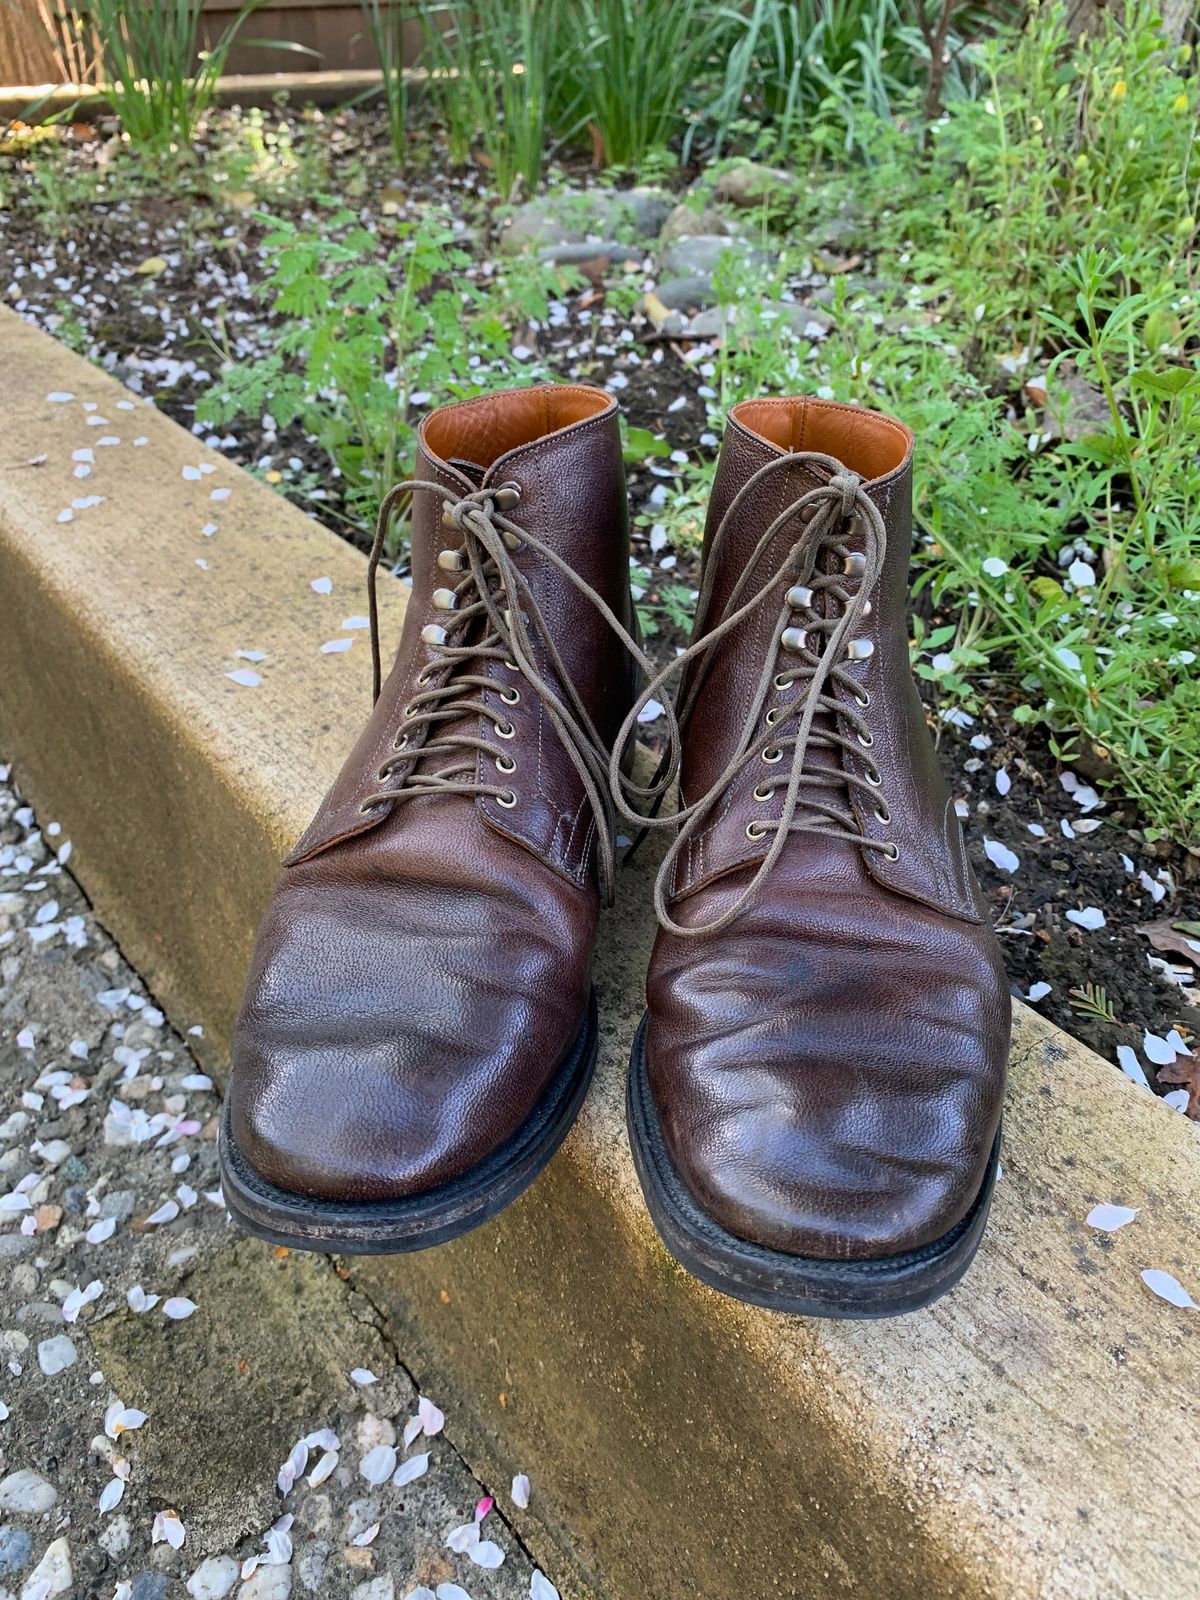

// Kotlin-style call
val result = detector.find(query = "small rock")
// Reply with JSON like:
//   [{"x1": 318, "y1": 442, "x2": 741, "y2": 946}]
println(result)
[
  {"x1": 131, "y1": 1572, "x2": 170, "y2": 1600},
  {"x1": 343, "y1": 1500, "x2": 379, "y2": 1543},
  {"x1": 657, "y1": 201, "x2": 735, "y2": 249},
  {"x1": 535, "y1": 240, "x2": 642, "y2": 267},
  {"x1": 343, "y1": 1546, "x2": 374, "y2": 1571},
  {"x1": 0, "y1": 1470, "x2": 57, "y2": 1514},
  {"x1": 654, "y1": 276, "x2": 718, "y2": 313},
  {"x1": 711, "y1": 160, "x2": 797, "y2": 208},
  {"x1": 297, "y1": 1540, "x2": 330, "y2": 1593},
  {"x1": 99, "y1": 1515, "x2": 130, "y2": 1558},
  {"x1": 354, "y1": 1415, "x2": 395, "y2": 1453},
  {"x1": 187, "y1": 1555, "x2": 239, "y2": 1599},
  {"x1": 660, "y1": 235, "x2": 771, "y2": 279},
  {"x1": 239, "y1": 1565, "x2": 292, "y2": 1599},
  {"x1": 22, "y1": 1535, "x2": 71, "y2": 1597},
  {"x1": 36, "y1": 1336, "x2": 76, "y2": 1376},
  {"x1": 32, "y1": 1205, "x2": 61, "y2": 1234},
  {"x1": 350, "y1": 1580, "x2": 394, "y2": 1600},
  {"x1": 0, "y1": 1525, "x2": 32, "y2": 1576}
]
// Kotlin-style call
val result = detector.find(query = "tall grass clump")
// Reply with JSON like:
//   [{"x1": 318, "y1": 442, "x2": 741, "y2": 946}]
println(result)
[{"x1": 62, "y1": 0, "x2": 276, "y2": 151}]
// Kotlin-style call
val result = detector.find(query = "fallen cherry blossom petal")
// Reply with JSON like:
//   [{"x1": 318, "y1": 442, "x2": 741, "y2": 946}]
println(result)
[
  {"x1": 1086, "y1": 1204, "x2": 1138, "y2": 1232},
  {"x1": 1065, "y1": 906, "x2": 1106, "y2": 931},
  {"x1": 152, "y1": 1510, "x2": 186, "y2": 1549},
  {"x1": 350, "y1": 1367, "x2": 377, "y2": 1385},
  {"x1": 530, "y1": 1574, "x2": 559, "y2": 1600},
  {"x1": 982, "y1": 837, "x2": 1019, "y2": 874},
  {"x1": 99, "y1": 1477, "x2": 125, "y2": 1513},
  {"x1": 418, "y1": 1394, "x2": 445, "y2": 1436},
  {"x1": 1116, "y1": 1046, "x2": 1150, "y2": 1089},
  {"x1": 402, "y1": 1414, "x2": 423, "y2": 1448},
  {"x1": 446, "y1": 1521, "x2": 479, "y2": 1554},
  {"x1": 162, "y1": 1297, "x2": 197, "y2": 1320},
  {"x1": 474, "y1": 1496, "x2": 492, "y2": 1523},
  {"x1": 468, "y1": 1540, "x2": 505, "y2": 1569},
  {"x1": 394, "y1": 1452, "x2": 429, "y2": 1487},
  {"x1": 353, "y1": 1523, "x2": 380, "y2": 1547},
  {"x1": 1141, "y1": 1269, "x2": 1197, "y2": 1309},
  {"x1": 359, "y1": 1444, "x2": 397, "y2": 1485},
  {"x1": 511, "y1": 1474, "x2": 530, "y2": 1510}
]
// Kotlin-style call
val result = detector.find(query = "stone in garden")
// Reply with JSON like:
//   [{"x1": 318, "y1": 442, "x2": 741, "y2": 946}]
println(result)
[
  {"x1": 0, "y1": 1525, "x2": 32, "y2": 1576},
  {"x1": 535, "y1": 241, "x2": 643, "y2": 267},
  {"x1": 712, "y1": 161, "x2": 798, "y2": 208},
  {"x1": 657, "y1": 200, "x2": 736, "y2": 249},
  {"x1": 0, "y1": 1470, "x2": 57, "y2": 1514},
  {"x1": 22, "y1": 1536, "x2": 71, "y2": 1597},
  {"x1": 654, "y1": 276, "x2": 718, "y2": 313},
  {"x1": 344, "y1": 1498, "x2": 379, "y2": 1542},
  {"x1": 36, "y1": 1335, "x2": 76, "y2": 1375},
  {"x1": 186, "y1": 1555, "x2": 239, "y2": 1599},
  {"x1": 660, "y1": 235, "x2": 772, "y2": 280},
  {"x1": 501, "y1": 187, "x2": 670, "y2": 252}
]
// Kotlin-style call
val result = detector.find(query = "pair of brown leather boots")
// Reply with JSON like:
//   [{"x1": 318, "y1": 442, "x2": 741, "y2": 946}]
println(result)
[{"x1": 218, "y1": 385, "x2": 1010, "y2": 1319}]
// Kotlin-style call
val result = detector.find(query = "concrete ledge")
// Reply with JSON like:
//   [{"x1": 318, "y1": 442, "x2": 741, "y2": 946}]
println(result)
[
  {"x1": 1, "y1": 68, "x2": 395, "y2": 121},
  {"x1": 2, "y1": 306, "x2": 1198, "y2": 1599}
]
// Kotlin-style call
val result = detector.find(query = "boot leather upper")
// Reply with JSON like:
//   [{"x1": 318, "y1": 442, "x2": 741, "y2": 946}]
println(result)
[
  {"x1": 645, "y1": 397, "x2": 1011, "y2": 1260},
  {"x1": 230, "y1": 387, "x2": 633, "y2": 1203}
]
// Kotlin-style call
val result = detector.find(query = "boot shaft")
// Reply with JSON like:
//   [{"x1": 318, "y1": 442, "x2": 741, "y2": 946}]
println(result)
[{"x1": 288, "y1": 385, "x2": 634, "y2": 887}]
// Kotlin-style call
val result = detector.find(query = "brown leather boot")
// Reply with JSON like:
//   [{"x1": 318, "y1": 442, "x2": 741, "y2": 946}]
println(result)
[
  {"x1": 618, "y1": 397, "x2": 1010, "y2": 1317},
  {"x1": 220, "y1": 386, "x2": 637, "y2": 1253}
]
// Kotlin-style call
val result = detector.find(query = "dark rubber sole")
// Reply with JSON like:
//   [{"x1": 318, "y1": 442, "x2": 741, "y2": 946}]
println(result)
[
  {"x1": 218, "y1": 991, "x2": 598, "y2": 1255},
  {"x1": 627, "y1": 1014, "x2": 1000, "y2": 1319}
]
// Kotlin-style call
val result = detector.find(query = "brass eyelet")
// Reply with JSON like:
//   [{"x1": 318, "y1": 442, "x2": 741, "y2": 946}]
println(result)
[
  {"x1": 765, "y1": 707, "x2": 780, "y2": 728},
  {"x1": 404, "y1": 701, "x2": 418, "y2": 718},
  {"x1": 865, "y1": 767, "x2": 882, "y2": 787},
  {"x1": 858, "y1": 730, "x2": 874, "y2": 749},
  {"x1": 773, "y1": 674, "x2": 790, "y2": 692},
  {"x1": 746, "y1": 821, "x2": 767, "y2": 841},
  {"x1": 762, "y1": 746, "x2": 783, "y2": 764},
  {"x1": 884, "y1": 842, "x2": 900, "y2": 861},
  {"x1": 415, "y1": 667, "x2": 434, "y2": 687},
  {"x1": 376, "y1": 762, "x2": 393, "y2": 783},
  {"x1": 495, "y1": 753, "x2": 517, "y2": 774},
  {"x1": 874, "y1": 804, "x2": 891, "y2": 825},
  {"x1": 504, "y1": 658, "x2": 519, "y2": 672},
  {"x1": 393, "y1": 733, "x2": 409, "y2": 751},
  {"x1": 753, "y1": 784, "x2": 774, "y2": 803},
  {"x1": 497, "y1": 789, "x2": 518, "y2": 809},
  {"x1": 358, "y1": 799, "x2": 380, "y2": 815},
  {"x1": 855, "y1": 691, "x2": 871, "y2": 709},
  {"x1": 494, "y1": 720, "x2": 516, "y2": 740},
  {"x1": 499, "y1": 686, "x2": 521, "y2": 706}
]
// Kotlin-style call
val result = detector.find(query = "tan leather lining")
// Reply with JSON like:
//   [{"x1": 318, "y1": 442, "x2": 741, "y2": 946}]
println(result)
[
  {"x1": 422, "y1": 385, "x2": 611, "y2": 468},
  {"x1": 732, "y1": 397, "x2": 912, "y2": 481}
]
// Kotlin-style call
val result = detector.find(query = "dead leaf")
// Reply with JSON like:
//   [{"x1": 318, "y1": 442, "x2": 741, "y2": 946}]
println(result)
[
  {"x1": 1157, "y1": 1056, "x2": 1200, "y2": 1118},
  {"x1": 134, "y1": 256, "x2": 168, "y2": 277},
  {"x1": 1137, "y1": 919, "x2": 1200, "y2": 968}
]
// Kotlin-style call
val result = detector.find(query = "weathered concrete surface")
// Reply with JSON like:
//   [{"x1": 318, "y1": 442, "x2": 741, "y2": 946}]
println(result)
[{"x1": 2, "y1": 307, "x2": 1199, "y2": 1599}]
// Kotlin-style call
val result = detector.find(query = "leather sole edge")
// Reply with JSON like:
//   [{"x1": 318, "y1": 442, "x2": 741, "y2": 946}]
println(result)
[
  {"x1": 626, "y1": 1013, "x2": 1000, "y2": 1319},
  {"x1": 216, "y1": 991, "x2": 598, "y2": 1255}
]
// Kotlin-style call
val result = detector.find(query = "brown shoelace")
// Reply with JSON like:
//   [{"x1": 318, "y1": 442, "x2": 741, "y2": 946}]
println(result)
[
  {"x1": 608, "y1": 452, "x2": 896, "y2": 938},
  {"x1": 363, "y1": 478, "x2": 668, "y2": 903}
]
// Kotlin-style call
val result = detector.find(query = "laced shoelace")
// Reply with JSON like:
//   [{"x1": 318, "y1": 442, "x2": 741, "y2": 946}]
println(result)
[
  {"x1": 607, "y1": 451, "x2": 896, "y2": 939},
  {"x1": 362, "y1": 478, "x2": 670, "y2": 904}
]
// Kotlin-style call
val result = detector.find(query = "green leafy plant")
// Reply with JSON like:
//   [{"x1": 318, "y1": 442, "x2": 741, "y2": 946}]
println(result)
[
  {"x1": 196, "y1": 206, "x2": 559, "y2": 543},
  {"x1": 1069, "y1": 984, "x2": 1119, "y2": 1025}
]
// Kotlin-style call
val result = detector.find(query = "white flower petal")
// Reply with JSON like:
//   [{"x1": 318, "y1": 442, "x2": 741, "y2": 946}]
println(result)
[
  {"x1": 1065, "y1": 906, "x2": 1105, "y2": 931},
  {"x1": 1086, "y1": 1204, "x2": 1138, "y2": 1232},
  {"x1": 1116, "y1": 1046, "x2": 1150, "y2": 1089},
  {"x1": 162, "y1": 1297, "x2": 197, "y2": 1320},
  {"x1": 1141, "y1": 1269, "x2": 1197, "y2": 1310},
  {"x1": 468, "y1": 1540, "x2": 505, "y2": 1569},
  {"x1": 418, "y1": 1395, "x2": 444, "y2": 1437},
  {"x1": 359, "y1": 1443, "x2": 397, "y2": 1485},
  {"x1": 982, "y1": 837, "x2": 1019, "y2": 874},
  {"x1": 394, "y1": 1452, "x2": 429, "y2": 1487},
  {"x1": 511, "y1": 1473, "x2": 530, "y2": 1510}
]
